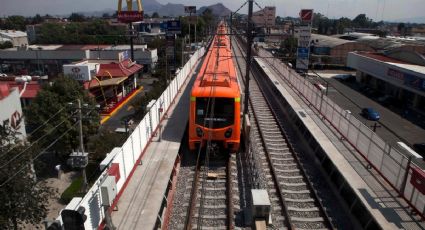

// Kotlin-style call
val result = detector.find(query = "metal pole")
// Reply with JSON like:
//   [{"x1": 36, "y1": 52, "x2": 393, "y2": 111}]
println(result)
[
  {"x1": 77, "y1": 99, "x2": 87, "y2": 191},
  {"x1": 129, "y1": 22, "x2": 135, "y2": 61},
  {"x1": 181, "y1": 37, "x2": 184, "y2": 67},
  {"x1": 195, "y1": 16, "x2": 197, "y2": 47},
  {"x1": 243, "y1": 0, "x2": 254, "y2": 125},
  {"x1": 188, "y1": 12, "x2": 191, "y2": 46}
]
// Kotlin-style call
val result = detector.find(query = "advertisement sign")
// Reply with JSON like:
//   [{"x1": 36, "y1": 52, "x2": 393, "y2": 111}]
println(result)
[
  {"x1": 297, "y1": 47, "x2": 309, "y2": 59},
  {"x1": 184, "y1": 6, "x2": 196, "y2": 14},
  {"x1": 300, "y1": 9, "x2": 314, "y2": 23},
  {"x1": 117, "y1": 11, "x2": 144, "y2": 23},
  {"x1": 166, "y1": 20, "x2": 181, "y2": 34},
  {"x1": 118, "y1": 50, "x2": 130, "y2": 62},
  {"x1": 63, "y1": 65, "x2": 91, "y2": 81}
]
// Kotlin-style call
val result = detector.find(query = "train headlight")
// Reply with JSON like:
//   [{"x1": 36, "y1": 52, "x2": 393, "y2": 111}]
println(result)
[
  {"x1": 225, "y1": 128, "x2": 232, "y2": 138},
  {"x1": 196, "y1": 127, "x2": 203, "y2": 137}
]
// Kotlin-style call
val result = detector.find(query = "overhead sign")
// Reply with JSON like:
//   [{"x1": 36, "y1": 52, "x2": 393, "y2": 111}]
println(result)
[
  {"x1": 300, "y1": 9, "x2": 314, "y2": 23},
  {"x1": 184, "y1": 6, "x2": 196, "y2": 14},
  {"x1": 166, "y1": 20, "x2": 181, "y2": 34},
  {"x1": 63, "y1": 65, "x2": 92, "y2": 81},
  {"x1": 187, "y1": 16, "x2": 198, "y2": 24},
  {"x1": 297, "y1": 47, "x2": 309, "y2": 59},
  {"x1": 117, "y1": 11, "x2": 144, "y2": 23}
]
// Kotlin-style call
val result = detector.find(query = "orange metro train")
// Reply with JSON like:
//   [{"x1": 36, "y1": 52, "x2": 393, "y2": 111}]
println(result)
[{"x1": 188, "y1": 22, "x2": 241, "y2": 153}]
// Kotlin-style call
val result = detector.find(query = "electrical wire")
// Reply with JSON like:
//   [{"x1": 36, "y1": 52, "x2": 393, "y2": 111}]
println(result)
[
  {"x1": 0, "y1": 111, "x2": 76, "y2": 168},
  {"x1": 0, "y1": 122, "x2": 78, "y2": 187},
  {"x1": 0, "y1": 107, "x2": 67, "y2": 159}
]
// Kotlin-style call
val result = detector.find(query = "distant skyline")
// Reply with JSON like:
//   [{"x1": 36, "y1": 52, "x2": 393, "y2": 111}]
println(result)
[{"x1": 1, "y1": 0, "x2": 424, "y2": 22}]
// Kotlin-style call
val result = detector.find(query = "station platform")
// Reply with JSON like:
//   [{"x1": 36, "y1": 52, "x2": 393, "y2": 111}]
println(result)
[
  {"x1": 110, "y1": 65, "x2": 198, "y2": 229},
  {"x1": 256, "y1": 57, "x2": 425, "y2": 230}
]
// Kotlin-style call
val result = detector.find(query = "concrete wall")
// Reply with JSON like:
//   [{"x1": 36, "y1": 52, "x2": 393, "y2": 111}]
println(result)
[
  {"x1": 53, "y1": 47, "x2": 205, "y2": 229},
  {"x1": 0, "y1": 87, "x2": 26, "y2": 139}
]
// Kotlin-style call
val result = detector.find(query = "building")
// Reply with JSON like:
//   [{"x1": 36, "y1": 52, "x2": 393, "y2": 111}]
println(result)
[
  {"x1": 0, "y1": 30, "x2": 29, "y2": 47},
  {"x1": 0, "y1": 83, "x2": 27, "y2": 139},
  {"x1": 347, "y1": 51, "x2": 425, "y2": 113},
  {"x1": 310, "y1": 34, "x2": 374, "y2": 65},
  {"x1": 252, "y1": 6, "x2": 276, "y2": 29},
  {"x1": 65, "y1": 58, "x2": 143, "y2": 114},
  {"x1": 0, "y1": 44, "x2": 158, "y2": 76}
]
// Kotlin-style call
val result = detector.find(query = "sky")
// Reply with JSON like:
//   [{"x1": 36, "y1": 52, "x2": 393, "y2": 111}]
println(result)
[{"x1": 0, "y1": 0, "x2": 424, "y2": 22}]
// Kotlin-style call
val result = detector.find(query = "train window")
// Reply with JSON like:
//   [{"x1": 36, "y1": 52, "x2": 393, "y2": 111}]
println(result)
[{"x1": 196, "y1": 97, "x2": 235, "y2": 128}]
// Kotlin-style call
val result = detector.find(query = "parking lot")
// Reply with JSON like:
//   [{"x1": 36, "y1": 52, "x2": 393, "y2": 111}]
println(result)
[{"x1": 307, "y1": 71, "x2": 425, "y2": 153}]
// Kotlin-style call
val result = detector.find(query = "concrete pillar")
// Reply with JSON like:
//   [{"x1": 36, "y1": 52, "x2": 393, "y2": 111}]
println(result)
[{"x1": 355, "y1": 70, "x2": 362, "y2": 83}]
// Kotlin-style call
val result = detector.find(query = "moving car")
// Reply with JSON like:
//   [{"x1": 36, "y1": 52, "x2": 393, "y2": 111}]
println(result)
[{"x1": 361, "y1": 108, "x2": 380, "y2": 121}]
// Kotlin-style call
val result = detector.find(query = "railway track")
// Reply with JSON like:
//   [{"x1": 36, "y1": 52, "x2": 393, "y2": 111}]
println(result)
[
  {"x1": 183, "y1": 150, "x2": 236, "y2": 230},
  {"x1": 232, "y1": 36, "x2": 335, "y2": 229}
]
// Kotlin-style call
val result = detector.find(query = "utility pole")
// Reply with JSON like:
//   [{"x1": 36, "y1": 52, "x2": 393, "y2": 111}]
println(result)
[
  {"x1": 129, "y1": 22, "x2": 135, "y2": 61},
  {"x1": 77, "y1": 99, "x2": 87, "y2": 192},
  {"x1": 243, "y1": 0, "x2": 254, "y2": 126}
]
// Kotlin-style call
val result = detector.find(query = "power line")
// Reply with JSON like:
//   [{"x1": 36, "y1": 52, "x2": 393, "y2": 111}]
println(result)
[
  {"x1": 0, "y1": 111, "x2": 76, "y2": 168},
  {"x1": 0, "y1": 122, "x2": 78, "y2": 188},
  {"x1": 0, "y1": 107, "x2": 67, "y2": 160}
]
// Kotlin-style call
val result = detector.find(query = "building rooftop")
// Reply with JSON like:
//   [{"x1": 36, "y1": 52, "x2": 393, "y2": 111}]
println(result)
[
  {"x1": 0, "y1": 30, "x2": 27, "y2": 38},
  {"x1": 356, "y1": 51, "x2": 425, "y2": 75},
  {"x1": 311, "y1": 33, "x2": 354, "y2": 48}
]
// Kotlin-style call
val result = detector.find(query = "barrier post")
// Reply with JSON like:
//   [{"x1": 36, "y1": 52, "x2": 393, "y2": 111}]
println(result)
[{"x1": 400, "y1": 156, "x2": 412, "y2": 195}]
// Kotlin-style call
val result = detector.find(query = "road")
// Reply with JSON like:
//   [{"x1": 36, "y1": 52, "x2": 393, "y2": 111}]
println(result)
[{"x1": 313, "y1": 72, "x2": 425, "y2": 149}]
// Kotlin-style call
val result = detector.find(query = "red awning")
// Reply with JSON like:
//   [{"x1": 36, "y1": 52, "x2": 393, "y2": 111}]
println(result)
[{"x1": 96, "y1": 59, "x2": 142, "y2": 78}]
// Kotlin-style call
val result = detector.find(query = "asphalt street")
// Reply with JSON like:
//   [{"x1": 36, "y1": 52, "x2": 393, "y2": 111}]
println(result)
[{"x1": 314, "y1": 72, "x2": 425, "y2": 150}]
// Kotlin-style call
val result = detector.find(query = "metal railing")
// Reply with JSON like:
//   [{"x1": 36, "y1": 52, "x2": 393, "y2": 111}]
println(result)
[{"x1": 257, "y1": 48, "x2": 425, "y2": 218}]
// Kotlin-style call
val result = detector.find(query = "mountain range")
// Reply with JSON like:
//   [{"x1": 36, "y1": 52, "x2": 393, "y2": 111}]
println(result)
[{"x1": 76, "y1": 0, "x2": 232, "y2": 18}]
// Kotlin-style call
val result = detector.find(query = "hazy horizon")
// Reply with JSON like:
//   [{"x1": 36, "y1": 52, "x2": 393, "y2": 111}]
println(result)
[{"x1": 0, "y1": 0, "x2": 424, "y2": 23}]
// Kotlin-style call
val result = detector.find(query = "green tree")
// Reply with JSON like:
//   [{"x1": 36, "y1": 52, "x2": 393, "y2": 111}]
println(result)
[
  {"x1": 3, "y1": 16, "x2": 27, "y2": 31},
  {"x1": 0, "y1": 41, "x2": 13, "y2": 49},
  {"x1": 352, "y1": 14, "x2": 372, "y2": 28},
  {"x1": 31, "y1": 14, "x2": 44, "y2": 24},
  {"x1": 152, "y1": 12, "x2": 159, "y2": 18},
  {"x1": 24, "y1": 77, "x2": 100, "y2": 160},
  {"x1": 69, "y1": 13, "x2": 86, "y2": 22},
  {"x1": 0, "y1": 126, "x2": 56, "y2": 229}
]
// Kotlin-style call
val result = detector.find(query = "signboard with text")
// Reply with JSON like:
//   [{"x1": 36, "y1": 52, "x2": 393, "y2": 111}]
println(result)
[
  {"x1": 166, "y1": 20, "x2": 181, "y2": 34},
  {"x1": 63, "y1": 65, "x2": 92, "y2": 81},
  {"x1": 117, "y1": 11, "x2": 144, "y2": 23}
]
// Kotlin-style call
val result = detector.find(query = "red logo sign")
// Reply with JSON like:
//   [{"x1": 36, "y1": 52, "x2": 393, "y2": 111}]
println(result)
[
  {"x1": 10, "y1": 110, "x2": 22, "y2": 130},
  {"x1": 300, "y1": 9, "x2": 314, "y2": 22},
  {"x1": 117, "y1": 11, "x2": 144, "y2": 23},
  {"x1": 71, "y1": 67, "x2": 81, "y2": 73}
]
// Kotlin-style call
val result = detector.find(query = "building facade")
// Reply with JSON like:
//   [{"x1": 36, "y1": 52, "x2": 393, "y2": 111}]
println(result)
[
  {"x1": 0, "y1": 30, "x2": 29, "y2": 47},
  {"x1": 347, "y1": 51, "x2": 425, "y2": 113},
  {"x1": 0, "y1": 84, "x2": 26, "y2": 139},
  {"x1": 252, "y1": 6, "x2": 276, "y2": 28}
]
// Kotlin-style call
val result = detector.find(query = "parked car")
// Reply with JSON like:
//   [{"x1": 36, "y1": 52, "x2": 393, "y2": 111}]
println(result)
[
  {"x1": 0, "y1": 73, "x2": 7, "y2": 77},
  {"x1": 361, "y1": 108, "x2": 380, "y2": 121},
  {"x1": 334, "y1": 74, "x2": 354, "y2": 82},
  {"x1": 413, "y1": 143, "x2": 425, "y2": 156}
]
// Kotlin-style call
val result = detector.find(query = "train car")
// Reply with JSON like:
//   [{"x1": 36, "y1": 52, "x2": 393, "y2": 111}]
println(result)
[{"x1": 189, "y1": 22, "x2": 241, "y2": 153}]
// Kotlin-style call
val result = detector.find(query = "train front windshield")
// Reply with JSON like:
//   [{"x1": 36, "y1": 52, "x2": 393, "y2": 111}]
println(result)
[{"x1": 195, "y1": 97, "x2": 235, "y2": 128}]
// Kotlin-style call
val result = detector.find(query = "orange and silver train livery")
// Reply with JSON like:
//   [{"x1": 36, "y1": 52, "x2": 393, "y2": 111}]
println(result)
[{"x1": 188, "y1": 22, "x2": 241, "y2": 153}]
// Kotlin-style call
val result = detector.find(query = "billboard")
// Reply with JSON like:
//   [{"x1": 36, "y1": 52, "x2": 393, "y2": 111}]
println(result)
[
  {"x1": 166, "y1": 20, "x2": 181, "y2": 34},
  {"x1": 184, "y1": 6, "x2": 196, "y2": 14},
  {"x1": 63, "y1": 65, "x2": 92, "y2": 81},
  {"x1": 117, "y1": 11, "x2": 144, "y2": 23},
  {"x1": 300, "y1": 9, "x2": 314, "y2": 23},
  {"x1": 118, "y1": 50, "x2": 130, "y2": 62}
]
